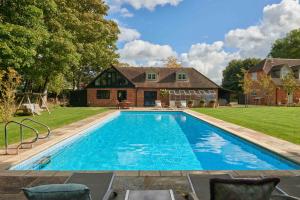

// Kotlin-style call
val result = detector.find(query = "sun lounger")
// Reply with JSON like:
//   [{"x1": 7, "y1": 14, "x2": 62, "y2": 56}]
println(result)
[
  {"x1": 188, "y1": 174, "x2": 299, "y2": 200},
  {"x1": 125, "y1": 190, "x2": 175, "y2": 200},
  {"x1": 188, "y1": 174, "x2": 231, "y2": 200},
  {"x1": 65, "y1": 173, "x2": 116, "y2": 200},
  {"x1": 180, "y1": 100, "x2": 187, "y2": 108},
  {"x1": 169, "y1": 100, "x2": 177, "y2": 109},
  {"x1": 155, "y1": 100, "x2": 162, "y2": 109}
]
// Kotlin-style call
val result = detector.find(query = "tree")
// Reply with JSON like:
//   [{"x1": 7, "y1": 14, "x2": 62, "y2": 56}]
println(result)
[
  {"x1": 0, "y1": 68, "x2": 21, "y2": 122},
  {"x1": 269, "y1": 29, "x2": 300, "y2": 59},
  {"x1": 0, "y1": 0, "x2": 48, "y2": 74},
  {"x1": 55, "y1": 0, "x2": 119, "y2": 89},
  {"x1": 222, "y1": 58, "x2": 261, "y2": 94},
  {"x1": 240, "y1": 71, "x2": 253, "y2": 107},
  {"x1": 48, "y1": 73, "x2": 70, "y2": 103},
  {"x1": 164, "y1": 56, "x2": 182, "y2": 68},
  {"x1": 282, "y1": 72, "x2": 297, "y2": 105},
  {"x1": 258, "y1": 73, "x2": 275, "y2": 105}
]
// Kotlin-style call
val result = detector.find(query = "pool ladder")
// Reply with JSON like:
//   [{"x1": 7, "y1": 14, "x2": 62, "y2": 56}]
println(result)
[{"x1": 3, "y1": 118, "x2": 51, "y2": 155}]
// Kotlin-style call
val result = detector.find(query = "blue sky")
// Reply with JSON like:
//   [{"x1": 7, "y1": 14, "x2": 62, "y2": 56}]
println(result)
[
  {"x1": 106, "y1": 0, "x2": 300, "y2": 83},
  {"x1": 112, "y1": 0, "x2": 281, "y2": 53}
]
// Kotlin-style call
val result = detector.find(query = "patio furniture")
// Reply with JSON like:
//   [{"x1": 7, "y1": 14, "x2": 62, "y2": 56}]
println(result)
[
  {"x1": 125, "y1": 190, "x2": 175, "y2": 200},
  {"x1": 169, "y1": 100, "x2": 177, "y2": 109},
  {"x1": 179, "y1": 100, "x2": 187, "y2": 108},
  {"x1": 65, "y1": 173, "x2": 116, "y2": 200},
  {"x1": 155, "y1": 100, "x2": 163, "y2": 109},
  {"x1": 23, "y1": 173, "x2": 116, "y2": 200},
  {"x1": 119, "y1": 101, "x2": 131, "y2": 109},
  {"x1": 188, "y1": 174, "x2": 299, "y2": 200}
]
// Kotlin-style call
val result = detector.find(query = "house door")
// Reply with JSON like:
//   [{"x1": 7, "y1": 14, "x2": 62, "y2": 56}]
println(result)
[
  {"x1": 144, "y1": 91, "x2": 157, "y2": 106},
  {"x1": 287, "y1": 93, "x2": 293, "y2": 104},
  {"x1": 117, "y1": 90, "x2": 127, "y2": 102}
]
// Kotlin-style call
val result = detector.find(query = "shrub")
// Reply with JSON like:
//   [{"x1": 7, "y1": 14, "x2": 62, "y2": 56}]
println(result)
[{"x1": 0, "y1": 68, "x2": 21, "y2": 123}]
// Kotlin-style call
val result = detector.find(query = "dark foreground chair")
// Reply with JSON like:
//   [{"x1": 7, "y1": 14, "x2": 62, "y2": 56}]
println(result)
[
  {"x1": 22, "y1": 173, "x2": 116, "y2": 200},
  {"x1": 65, "y1": 173, "x2": 116, "y2": 200},
  {"x1": 187, "y1": 174, "x2": 300, "y2": 200}
]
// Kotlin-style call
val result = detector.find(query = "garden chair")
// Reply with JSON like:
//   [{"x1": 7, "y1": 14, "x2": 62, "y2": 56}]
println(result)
[
  {"x1": 23, "y1": 173, "x2": 117, "y2": 200},
  {"x1": 155, "y1": 100, "x2": 163, "y2": 109},
  {"x1": 187, "y1": 174, "x2": 299, "y2": 200}
]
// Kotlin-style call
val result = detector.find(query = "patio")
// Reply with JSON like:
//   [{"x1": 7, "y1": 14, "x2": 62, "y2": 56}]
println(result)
[{"x1": 0, "y1": 171, "x2": 299, "y2": 200}]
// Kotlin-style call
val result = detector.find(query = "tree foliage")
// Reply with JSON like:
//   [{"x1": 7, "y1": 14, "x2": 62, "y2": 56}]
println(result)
[
  {"x1": 258, "y1": 73, "x2": 275, "y2": 105},
  {"x1": 0, "y1": 0, "x2": 119, "y2": 92},
  {"x1": 239, "y1": 71, "x2": 254, "y2": 107},
  {"x1": 269, "y1": 29, "x2": 300, "y2": 59},
  {"x1": 164, "y1": 56, "x2": 182, "y2": 68},
  {"x1": 222, "y1": 58, "x2": 261, "y2": 93},
  {"x1": 0, "y1": 68, "x2": 21, "y2": 122},
  {"x1": 282, "y1": 72, "x2": 297, "y2": 96}
]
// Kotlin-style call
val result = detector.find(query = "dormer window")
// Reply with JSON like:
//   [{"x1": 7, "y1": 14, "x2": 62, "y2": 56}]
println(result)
[
  {"x1": 281, "y1": 66, "x2": 290, "y2": 79},
  {"x1": 146, "y1": 72, "x2": 157, "y2": 81},
  {"x1": 177, "y1": 72, "x2": 187, "y2": 81}
]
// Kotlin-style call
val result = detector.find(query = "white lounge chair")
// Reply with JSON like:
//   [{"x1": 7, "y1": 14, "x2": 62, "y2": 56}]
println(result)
[
  {"x1": 155, "y1": 100, "x2": 162, "y2": 109},
  {"x1": 169, "y1": 100, "x2": 177, "y2": 109},
  {"x1": 180, "y1": 100, "x2": 187, "y2": 108}
]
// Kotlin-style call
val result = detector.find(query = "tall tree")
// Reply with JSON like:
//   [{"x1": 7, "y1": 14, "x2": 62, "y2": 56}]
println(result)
[
  {"x1": 240, "y1": 71, "x2": 254, "y2": 107},
  {"x1": 55, "y1": 0, "x2": 119, "y2": 89},
  {"x1": 269, "y1": 29, "x2": 300, "y2": 59},
  {"x1": 0, "y1": 0, "x2": 48, "y2": 75},
  {"x1": 222, "y1": 58, "x2": 261, "y2": 93},
  {"x1": 258, "y1": 73, "x2": 275, "y2": 105},
  {"x1": 282, "y1": 72, "x2": 297, "y2": 105},
  {"x1": 164, "y1": 56, "x2": 182, "y2": 68}
]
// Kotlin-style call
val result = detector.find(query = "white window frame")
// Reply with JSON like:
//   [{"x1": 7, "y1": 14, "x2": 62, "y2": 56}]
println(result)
[
  {"x1": 177, "y1": 72, "x2": 187, "y2": 81},
  {"x1": 146, "y1": 73, "x2": 157, "y2": 81},
  {"x1": 251, "y1": 72, "x2": 257, "y2": 80},
  {"x1": 281, "y1": 67, "x2": 290, "y2": 79}
]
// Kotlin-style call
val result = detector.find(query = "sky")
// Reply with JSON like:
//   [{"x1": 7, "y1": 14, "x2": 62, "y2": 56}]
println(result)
[{"x1": 105, "y1": 0, "x2": 300, "y2": 83}]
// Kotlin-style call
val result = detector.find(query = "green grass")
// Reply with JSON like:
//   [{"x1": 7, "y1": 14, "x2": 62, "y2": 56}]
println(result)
[
  {"x1": 192, "y1": 107, "x2": 300, "y2": 144},
  {"x1": 0, "y1": 107, "x2": 108, "y2": 147}
]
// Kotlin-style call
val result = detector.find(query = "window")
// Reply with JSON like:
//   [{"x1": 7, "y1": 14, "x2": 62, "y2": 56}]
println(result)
[
  {"x1": 177, "y1": 72, "x2": 187, "y2": 80},
  {"x1": 281, "y1": 67, "x2": 290, "y2": 79},
  {"x1": 146, "y1": 73, "x2": 157, "y2": 81},
  {"x1": 93, "y1": 68, "x2": 132, "y2": 88},
  {"x1": 251, "y1": 90, "x2": 257, "y2": 96},
  {"x1": 96, "y1": 90, "x2": 110, "y2": 99},
  {"x1": 251, "y1": 72, "x2": 257, "y2": 80}
]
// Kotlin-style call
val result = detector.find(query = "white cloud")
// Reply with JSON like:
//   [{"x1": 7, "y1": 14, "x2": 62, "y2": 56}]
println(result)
[
  {"x1": 118, "y1": 40, "x2": 177, "y2": 66},
  {"x1": 225, "y1": 0, "x2": 300, "y2": 57},
  {"x1": 107, "y1": 0, "x2": 182, "y2": 17},
  {"x1": 119, "y1": 26, "x2": 141, "y2": 42},
  {"x1": 180, "y1": 42, "x2": 240, "y2": 83},
  {"x1": 117, "y1": 0, "x2": 300, "y2": 83}
]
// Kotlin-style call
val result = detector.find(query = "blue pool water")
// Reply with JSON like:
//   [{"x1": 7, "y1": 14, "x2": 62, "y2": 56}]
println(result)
[{"x1": 12, "y1": 111, "x2": 300, "y2": 170}]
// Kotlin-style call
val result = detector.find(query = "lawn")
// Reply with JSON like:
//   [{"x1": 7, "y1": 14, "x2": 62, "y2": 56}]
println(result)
[
  {"x1": 0, "y1": 107, "x2": 108, "y2": 147},
  {"x1": 192, "y1": 106, "x2": 300, "y2": 144}
]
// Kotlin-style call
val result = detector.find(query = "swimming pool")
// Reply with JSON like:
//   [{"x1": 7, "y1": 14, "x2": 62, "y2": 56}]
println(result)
[{"x1": 11, "y1": 111, "x2": 300, "y2": 170}]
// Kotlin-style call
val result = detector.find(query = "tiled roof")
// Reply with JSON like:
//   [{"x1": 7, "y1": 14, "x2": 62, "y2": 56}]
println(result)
[
  {"x1": 114, "y1": 66, "x2": 219, "y2": 89},
  {"x1": 248, "y1": 58, "x2": 300, "y2": 73}
]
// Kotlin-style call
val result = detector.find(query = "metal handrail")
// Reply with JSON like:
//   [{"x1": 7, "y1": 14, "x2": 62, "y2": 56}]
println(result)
[
  {"x1": 21, "y1": 118, "x2": 51, "y2": 139},
  {"x1": 4, "y1": 121, "x2": 39, "y2": 155}
]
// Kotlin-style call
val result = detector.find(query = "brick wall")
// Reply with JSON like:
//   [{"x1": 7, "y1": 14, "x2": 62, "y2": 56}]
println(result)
[
  {"x1": 87, "y1": 88, "x2": 219, "y2": 107},
  {"x1": 247, "y1": 71, "x2": 300, "y2": 105},
  {"x1": 87, "y1": 88, "x2": 137, "y2": 107}
]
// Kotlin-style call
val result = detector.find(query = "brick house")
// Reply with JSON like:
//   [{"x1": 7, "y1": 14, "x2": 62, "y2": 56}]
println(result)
[
  {"x1": 86, "y1": 65, "x2": 219, "y2": 107},
  {"x1": 247, "y1": 58, "x2": 300, "y2": 105}
]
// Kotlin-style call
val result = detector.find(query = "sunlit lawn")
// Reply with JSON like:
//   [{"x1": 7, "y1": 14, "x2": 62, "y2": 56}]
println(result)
[
  {"x1": 0, "y1": 107, "x2": 108, "y2": 147},
  {"x1": 192, "y1": 106, "x2": 300, "y2": 144}
]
